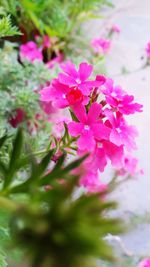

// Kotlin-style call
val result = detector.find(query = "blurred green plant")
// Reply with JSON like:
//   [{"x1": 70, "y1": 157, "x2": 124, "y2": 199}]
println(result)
[
  {"x1": 0, "y1": 0, "x2": 112, "y2": 54},
  {"x1": 0, "y1": 0, "x2": 112, "y2": 37},
  {"x1": 0, "y1": 128, "x2": 123, "y2": 267},
  {"x1": 0, "y1": 15, "x2": 21, "y2": 38}
]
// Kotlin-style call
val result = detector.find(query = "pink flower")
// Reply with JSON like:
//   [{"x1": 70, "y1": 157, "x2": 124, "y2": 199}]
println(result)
[
  {"x1": 58, "y1": 61, "x2": 100, "y2": 95},
  {"x1": 111, "y1": 24, "x2": 121, "y2": 34},
  {"x1": 9, "y1": 108, "x2": 26, "y2": 128},
  {"x1": 146, "y1": 42, "x2": 150, "y2": 58},
  {"x1": 80, "y1": 170, "x2": 107, "y2": 193},
  {"x1": 46, "y1": 53, "x2": 63, "y2": 69},
  {"x1": 91, "y1": 38, "x2": 111, "y2": 54},
  {"x1": 102, "y1": 78, "x2": 143, "y2": 115},
  {"x1": 117, "y1": 154, "x2": 140, "y2": 176},
  {"x1": 20, "y1": 41, "x2": 43, "y2": 63},
  {"x1": 104, "y1": 109, "x2": 138, "y2": 151},
  {"x1": 42, "y1": 35, "x2": 51, "y2": 48},
  {"x1": 51, "y1": 116, "x2": 70, "y2": 138},
  {"x1": 68, "y1": 103, "x2": 110, "y2": 151},
  {"x1": 81, "y1": 141, "x2": 123, "y2": 173},
  {"x1": 139, "y1": 258, "x2": 150, "y2": 267},
  {"x1": 40, "y1": 78, "x2": 89, "y2": 108}
]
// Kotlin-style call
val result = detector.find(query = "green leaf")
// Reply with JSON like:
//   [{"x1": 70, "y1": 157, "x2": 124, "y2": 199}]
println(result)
[
  {"x1": 3, "y1": 129, "x2": 23, "y2": 188},
  {"x1": 40, "y1": 153, "x2": 87, "y2": 186},
  {"x1": 0, "y1": 15, "x2": 21, "y2": 38}
]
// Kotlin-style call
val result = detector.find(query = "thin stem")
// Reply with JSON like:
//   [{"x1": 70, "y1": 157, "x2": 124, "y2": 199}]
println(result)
[{"x1": 0, "y1": 195, "x2": 17, "y2": 211}]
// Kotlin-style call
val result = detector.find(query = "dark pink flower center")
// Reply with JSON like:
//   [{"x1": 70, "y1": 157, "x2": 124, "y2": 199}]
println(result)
[{"x1": 66, "y1": 88, "x2": 83, "y2": 105}]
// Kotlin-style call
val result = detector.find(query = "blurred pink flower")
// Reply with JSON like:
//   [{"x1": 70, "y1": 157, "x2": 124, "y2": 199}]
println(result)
[
  {"x1": 104, "y1": 109, "x2": 138, "y2": 151},
  {"x1": 117, "y1": 154, "x2": 140, "y2": 176},
  {"x1": 80, "y1": 170, "x2": 107, "y2": 193},
  {"x1": 146, "y1": 42, "x2": 150, "y2": 58},
  {"x1": 91, "y1": 38, "x2": 111, "y2": 54},
  {"x1": 102, "y1": 78, "x2": 143, "y2": 115},
  {"x1": 42, "y1": 35, "x2": 51, "y2": 48},
  {"x1": 111, "y1": 24, "x2": 121, "y2": 34},
  {"x1": 46, "y1": 53, "x2": 63, "y2": 69},
  {"x1": 139, "y1": 258, "x2": 150, "y2": 267},
  {"x1": 9, "y1": 108, "x2": 26, "y2": 128},
  {"x1": 20, "y1": 41, "x2": 43, "y2": 62}
]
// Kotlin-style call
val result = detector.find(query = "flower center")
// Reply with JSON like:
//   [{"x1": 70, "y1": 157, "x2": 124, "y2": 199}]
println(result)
[
  {"x1": 66, "y1": 88, "x2": 83, "y2": 105},
  {"x1": 62, "y1": 94, "x2": 66, "y2": 99},
  {"x1": 84, "y1": 125, "x2": 90, "y2": 130}
]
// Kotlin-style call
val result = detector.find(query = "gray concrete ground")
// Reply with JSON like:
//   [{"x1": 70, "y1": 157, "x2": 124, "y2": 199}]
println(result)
[{"x1": 85, "y1": 0, "x2": 150, "y2": 257}]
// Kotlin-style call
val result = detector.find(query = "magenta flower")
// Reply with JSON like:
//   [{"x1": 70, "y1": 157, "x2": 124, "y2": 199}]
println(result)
[
  {"x1": 82, "y1": 141, "x2": 123, "y2": 172},
  {"x1": 111, "y1": 24, "x2": 121, "y2": 34},
  {"x1": 117, "y1": 154, "x2": 139, "y2": 176},
  {"x1": 146, "y1": 42, "x2": 150, "y2": 58},
  {"x1": 91, "y1": 38, "x2": 111, "y2": 54},
  {"x1": 58, "y1": 61, "x2": 100, "y2": 95},
  {"x1": 80, "y1": 170, "x2": 107, "y2": 193},
  {"x1": 103, "y1": 78, "x2": 143, "y2": 115},
  {"x1": 42, "y1": 35, "x2": 51, "y2": 48},
  {"x1": 46, "y1": 53, "x2": 63, "y2": 69},
  {"x1": 105, "y1": 109, "x2": 138, "y2": 151},
  {"x1": 68, "y1": 103, "x2": 110, "y2": 151},
  {"x1": 139, "y1": 258, "x2": 150, "y2": 267},
  {"x1": 40, "y1": 79, "x2": 89, "y2": 108},
  {"x1": 9, "y1": 108, "x2": 26, "y2": 128},
  {"x1": 20, "y1": 41, "x2": 43, "y2": 63}
]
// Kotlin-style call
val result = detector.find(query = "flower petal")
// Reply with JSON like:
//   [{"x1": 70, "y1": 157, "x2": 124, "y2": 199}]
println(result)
[
  {"x1": 72, "y1": 104, "x2": 87, "y2": 123},
  {"x1": 88, "y1": 103, "x2": 102, "y2": 123},
  {"x1": 40, "y1": 87, "x2": 52, "y2": 102},
  {"x1": 68, "y1": 122, "x2": 83, "y2": 137},
  {"x1": 92, "y1": 122, "x2": 110, "y2": 140},
  {"x1": 61, "y1": 61, "x2": 78, "y2": 79},
  {"x1": 77, "y1": 130, "x2": 95, "y2": 151},
  {"x1": 78, "y1": 62, "x2": 93, "y2": 81},
  {"x1": 58, "y1": 73, "x2": 76, "y2": 86}
]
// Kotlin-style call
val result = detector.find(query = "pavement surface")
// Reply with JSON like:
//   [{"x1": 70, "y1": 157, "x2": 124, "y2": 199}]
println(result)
[{"x1": 85, "y1": 0, "x2": 150, "y2": 257}]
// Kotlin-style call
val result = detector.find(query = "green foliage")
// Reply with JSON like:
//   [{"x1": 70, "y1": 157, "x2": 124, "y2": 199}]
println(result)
[
  {"x1": 0, "y1": 15, "x2": 21, "y2": 37},
  {"x1": 0, "y1": 129, "x2": 124, "y2": 267},
  {"x1": 0, "y1": 42, "x2": 52, "y2": 131},
  {"x1": 0, "y1": 0, "x2": 112, "y2": 42}
]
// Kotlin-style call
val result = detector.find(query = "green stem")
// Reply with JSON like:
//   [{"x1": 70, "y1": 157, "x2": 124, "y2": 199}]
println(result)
[{"x1": 0, "y1": 196, "x2": 17, "y2": 211}]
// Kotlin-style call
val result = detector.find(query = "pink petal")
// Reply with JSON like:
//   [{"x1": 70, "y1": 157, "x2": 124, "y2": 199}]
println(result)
[
  {"x1": 72, "y1": 104, "x2": 87, "y2": 123},
  {"x1": 58, "y1": 73, "x2": 76, "y2": 86},
  {"x1": 103, "y1": 141, "x2": 124, "y2": 168},
  {"x1": 91, "y1": 122, "x2": 110, "y2": 140},
  {"x1": 40, "y1": 87, "x2": 52, "y2": 102},
  {"x1": 78, "y1": 62, "x2": 93, "y2": 81},
  {"x1": 87, "y1": 103, "x2": 102, "y2": 123},
  {"x1": 61, "y1": 61, "x2": 78, "y2": 78},
  {"x1": 68, "y1": 122, "x2": 83, "y2": 137},
  {"x1": 77, "y1": 130, "x2": 95, "y2": 151},
  {"x1": 110, "y1": 129, "x2": 123, "y2": 146}
]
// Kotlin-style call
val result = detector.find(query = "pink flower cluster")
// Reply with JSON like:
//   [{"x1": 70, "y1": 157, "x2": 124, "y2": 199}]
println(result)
[
  {"x1": 40, "y1": 61, "x2": 143, "y2": 193},
  {"x1": 139, "y1": 259, "x2": 150, "y2": 267},
  {"x1": 146, "y1": 42, "x2": 150, "y2": 58},
  {"x1": 19, "y1": 36, "x2": 63, "y2": 68},
  {"x1": 20, "y1": 41, "x2": 43, "y2": 63},
  {"x1": 91, "y1": 38, "x2": 111, "y2": 55}
]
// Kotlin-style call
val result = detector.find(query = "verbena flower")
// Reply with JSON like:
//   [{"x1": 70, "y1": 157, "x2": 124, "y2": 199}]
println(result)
[
  {"x1": 146, "y1": 42, "x2": 150, "y2": 58},
  {"x1": 91, "y1": 38, "x2": 111, "y2": 54},
  {"x1": 39, "y1": 61, "x2": 143, "y2": 193},
  {"x1": 102, "y1": 78, "x2": 143, "y2": 115},
  {"x1": 68, "y1": 103, "x2": 110, "y2": 151},
  {"x1": 139, "y1": 258, "x2": 150, "y2": 267},
  {"x1": 20, "y1": 41, "x2": 43, "y2": 62}
]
